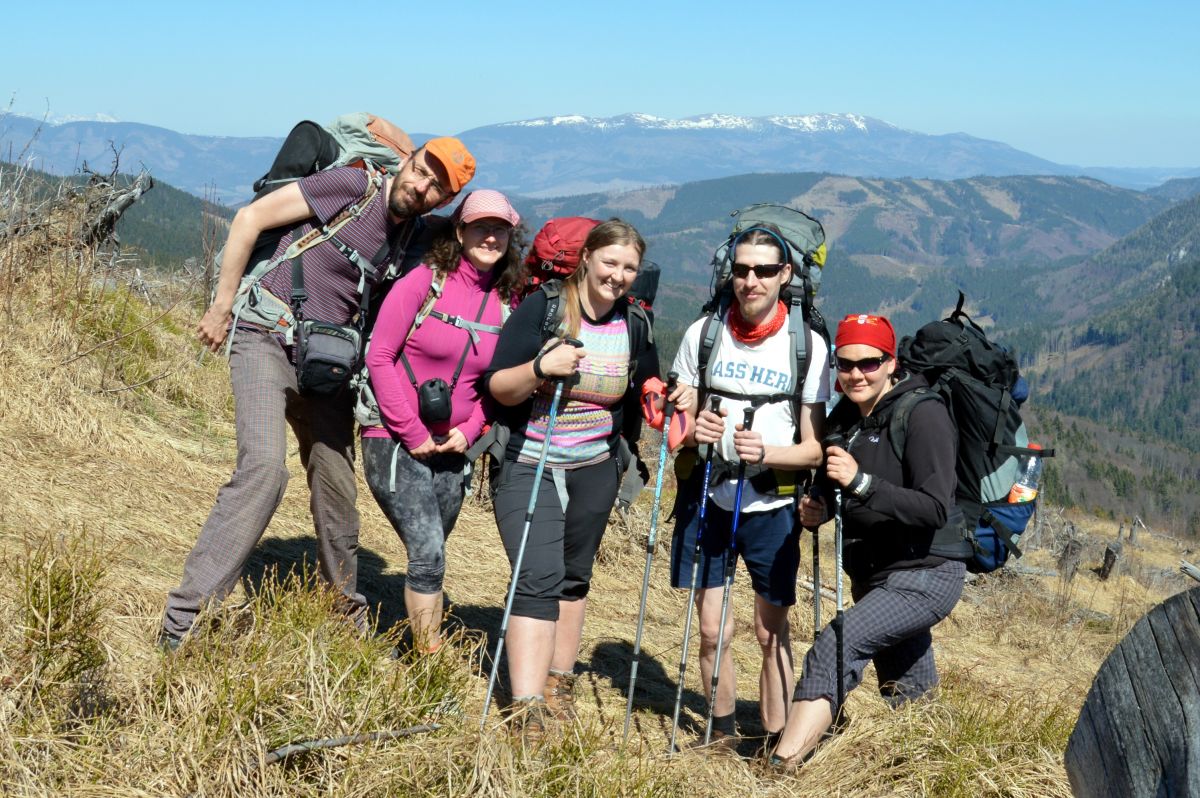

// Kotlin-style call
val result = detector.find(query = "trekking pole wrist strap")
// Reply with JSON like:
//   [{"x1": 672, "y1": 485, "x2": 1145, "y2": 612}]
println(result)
[
  {"x1": 533, "y1": 354, "x2": 548, "y2": 380},
  {"x1": 847, "y1": 471, "x2": 874, "y2": 499}
]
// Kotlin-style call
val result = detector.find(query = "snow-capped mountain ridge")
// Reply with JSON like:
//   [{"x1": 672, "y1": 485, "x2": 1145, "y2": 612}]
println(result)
[{"x1": 497, "y1": 112, "x2": 883, "y2": 133}]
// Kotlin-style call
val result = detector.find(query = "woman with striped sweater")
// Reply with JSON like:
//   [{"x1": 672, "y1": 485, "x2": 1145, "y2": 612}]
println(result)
[{"x1": 484, "y1": 219, "x2": 671, "y2": 738}]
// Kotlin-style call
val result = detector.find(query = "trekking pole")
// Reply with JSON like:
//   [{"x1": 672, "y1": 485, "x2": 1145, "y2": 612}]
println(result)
[
  {"x1": 480, "y1": 339, "x2": 581, "y2": 730},
  {"x1": 807, "y1": 482, "x2": 822, "y2": 642},
  {"x1": 703, "y1": 405, "x2": 756, "y2": 746},
  {"x1": 623, "y1": 372, "x2": 679, "y2": 744},
  {"x1": 668, "y1": 395, "x2": 721, "y2": 755},
  {"x1": 823, "y1": 432, "x2": 848, "y2": 723}
]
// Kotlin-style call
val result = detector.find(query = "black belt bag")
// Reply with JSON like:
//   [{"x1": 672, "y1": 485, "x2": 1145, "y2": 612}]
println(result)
[{"x1": 295, "y1": 320, "x2": 362, "y2": 396}]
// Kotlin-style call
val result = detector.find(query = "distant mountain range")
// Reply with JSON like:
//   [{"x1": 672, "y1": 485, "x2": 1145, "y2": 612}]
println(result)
[{"x1": 4, "y1": 112, "x2": 1198, "y2": 203}]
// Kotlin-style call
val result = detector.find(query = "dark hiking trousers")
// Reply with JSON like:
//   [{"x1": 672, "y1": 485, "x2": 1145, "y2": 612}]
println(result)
[
  {"x1": 362, "y1": 437, "x2": 466, "y2": 595},
  {"x1": 793, "y1": 559, "x2": 965, "y2": 718},
  {"x1": 492, "y1": 457, "x2": 620, "y2": 621},
  {"x1": 162, "y1": 328, "x2": 365, "y2": 638}
]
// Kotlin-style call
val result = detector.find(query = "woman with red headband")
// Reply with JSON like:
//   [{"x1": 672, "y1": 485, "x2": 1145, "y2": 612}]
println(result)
[{"x1": 769, "y1": 313, "x2": 970, "y2": 769}]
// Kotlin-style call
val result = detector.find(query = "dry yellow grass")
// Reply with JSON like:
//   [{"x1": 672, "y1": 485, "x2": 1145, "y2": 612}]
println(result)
[{"x1": 0, "y1": 176, "x2": 1192, "y2": 796}]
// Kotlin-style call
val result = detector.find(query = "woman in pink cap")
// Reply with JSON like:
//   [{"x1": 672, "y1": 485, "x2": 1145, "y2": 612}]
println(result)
[
  {"x1": 361, "y1": 189, "x2": 524, "y2": 653},
  {"x1": 769, "y1": 313, "x2": 971, "y2": 769}
]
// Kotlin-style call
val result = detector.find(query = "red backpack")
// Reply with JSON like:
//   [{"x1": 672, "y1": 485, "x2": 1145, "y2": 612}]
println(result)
[
  {"x1": 523, "y1": 216, "x2": 601, "y2": 294},
  {"x1": 521, "y1": 216, "x2": 659, "y2": 314}
]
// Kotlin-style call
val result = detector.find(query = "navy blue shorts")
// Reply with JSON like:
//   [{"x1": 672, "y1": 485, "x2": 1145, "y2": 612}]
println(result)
[{"x1": 668, "y1": 483, "x2": 800, "y2": 607}]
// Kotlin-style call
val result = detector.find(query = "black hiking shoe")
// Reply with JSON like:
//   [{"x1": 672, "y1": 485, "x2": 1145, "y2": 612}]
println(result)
[{"x1": 156, "y1": 630, "x2": 183, "y2": 654}]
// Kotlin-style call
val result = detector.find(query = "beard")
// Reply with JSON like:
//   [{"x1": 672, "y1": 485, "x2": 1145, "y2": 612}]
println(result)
[{"x1": 387, "y1": 184, "x2": 420, "y2": 219}]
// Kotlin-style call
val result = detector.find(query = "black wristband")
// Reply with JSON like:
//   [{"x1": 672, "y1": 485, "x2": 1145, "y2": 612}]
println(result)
[
  {"x1": 847, "y1": 471, "x2": 874, "y2": 499},
  {"x1": 533, "y1": 354, "x2": 547, "y2": 380}
]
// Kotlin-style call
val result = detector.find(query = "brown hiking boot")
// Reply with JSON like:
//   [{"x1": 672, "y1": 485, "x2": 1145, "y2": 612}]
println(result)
[
  {"x1": 508, "y1": 697, "x2": 548, "y2": 747},
  {"x1": 544, "y1": 670, "x2": 578, "y2": 721},
  {"x1": 687, "y1": 727, "x2": 741, "y2": 757}
]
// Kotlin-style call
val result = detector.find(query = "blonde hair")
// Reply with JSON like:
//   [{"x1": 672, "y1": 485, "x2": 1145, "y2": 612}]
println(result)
[{"x1": 559, "y1": 219, "x2": 646, "y2": 338}]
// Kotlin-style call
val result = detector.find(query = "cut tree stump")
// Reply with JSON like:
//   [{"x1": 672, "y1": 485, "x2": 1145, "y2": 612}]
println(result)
[
  {"x1": 1097, "y1": 542, "x2": 1123, "y2": 581},
  {"x1": 1064, "y1": 587, "x2": 1200, "y2": 797}
]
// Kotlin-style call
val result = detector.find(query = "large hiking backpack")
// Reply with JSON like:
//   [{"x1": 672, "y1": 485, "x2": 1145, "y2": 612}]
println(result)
[
  {"x1": 684, "y1": 204, "x2": 831, "y2": 497},
  {"x1": 521, "y1": 216, "x2": 660, "y2": 314},
  {"x1": 697, "y1": 204, "x2": 830, "y2": 427},
  {"x1": 894, "y1": 292, "x2": 1055, "y2": 572},
  {"x1": 252, "y1": 113, "x2": 414, "y2": 200}
]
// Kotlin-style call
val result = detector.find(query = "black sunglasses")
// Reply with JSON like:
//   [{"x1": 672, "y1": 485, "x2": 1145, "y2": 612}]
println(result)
[
  {"x1": 731, "y1": 262, "x2": 787, "y2": 280},
  {"x1": 835, "y1": 355, "x2": 891, "y2": 374}
]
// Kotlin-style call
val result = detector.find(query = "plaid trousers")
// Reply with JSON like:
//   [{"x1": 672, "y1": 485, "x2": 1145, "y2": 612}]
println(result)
[
  {"x1": 162, "y1": 328, "x2": 365, "y2": 637},
  {"x1": 793, "y1": 558, "x2": 965, "y2": 717}
]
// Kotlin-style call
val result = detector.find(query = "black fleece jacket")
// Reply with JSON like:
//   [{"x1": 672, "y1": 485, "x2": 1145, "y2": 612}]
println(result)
[{"x1": 822, "y1": 373, "x2": 963, "y2": 585}]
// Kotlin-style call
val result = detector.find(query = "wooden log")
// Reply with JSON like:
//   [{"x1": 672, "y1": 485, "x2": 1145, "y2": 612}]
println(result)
[
  {"x1": 1097, "y1": 542, "x2": 1122, "y2": 581},
  {"x1": 1064, "y1": 587, "x2": 1200, "y2": 796}
]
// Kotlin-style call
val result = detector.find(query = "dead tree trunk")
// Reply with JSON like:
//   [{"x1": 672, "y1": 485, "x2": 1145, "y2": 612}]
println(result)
[
  {"x1": 1058, "y1": 537, "x2": 1084, "y2": 583},
  {"x1": 1097, "y1": 542, "x2": 1122, "y2": 581},
  {"x1": 1065, "y1": 587, "x2": 1200, "y2": 796}
]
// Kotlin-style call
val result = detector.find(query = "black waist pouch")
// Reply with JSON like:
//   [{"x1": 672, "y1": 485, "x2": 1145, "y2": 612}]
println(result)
[{"x1": 295, "y1": 320, "x2": 361, "y2": 396}]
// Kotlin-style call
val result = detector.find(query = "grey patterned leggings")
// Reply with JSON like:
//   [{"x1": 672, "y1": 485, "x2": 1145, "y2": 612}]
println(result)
[
  {"x1": 362, "y1": 437, "x2": 467, "y2": 595},
  {"x1": 793, "y1": 559, "x2": 965, "y2": 717}
]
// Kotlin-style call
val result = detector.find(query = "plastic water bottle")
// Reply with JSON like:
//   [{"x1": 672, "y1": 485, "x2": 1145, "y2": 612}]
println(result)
[{"x1": 1008, "y1": 443, "x2": 1044, "y2": 503}]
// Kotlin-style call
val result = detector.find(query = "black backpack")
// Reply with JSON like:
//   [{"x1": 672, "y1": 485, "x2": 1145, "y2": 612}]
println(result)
[{"x1": 895, "y1": 292, "x2": 1054, "y2": 572}]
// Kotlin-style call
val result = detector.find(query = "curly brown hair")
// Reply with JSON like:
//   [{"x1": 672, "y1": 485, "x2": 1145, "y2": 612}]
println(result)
[{"x1": 423, "y1": 221, "x2": 529, "y2": 306}]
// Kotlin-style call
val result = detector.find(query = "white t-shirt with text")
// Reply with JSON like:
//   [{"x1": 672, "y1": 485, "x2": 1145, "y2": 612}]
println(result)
[{"x1": 673, "y1": 312, "x2": 831, "y2": 513}]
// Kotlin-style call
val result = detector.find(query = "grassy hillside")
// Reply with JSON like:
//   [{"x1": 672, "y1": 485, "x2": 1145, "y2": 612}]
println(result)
[{"x1": 1, "y1": 142, "x2": 1198, "y2": 797}]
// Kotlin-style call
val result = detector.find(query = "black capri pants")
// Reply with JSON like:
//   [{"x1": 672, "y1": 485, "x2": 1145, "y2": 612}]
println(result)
[{"x1": 492, "y1": 457, "x2": 620, "y2": 621}]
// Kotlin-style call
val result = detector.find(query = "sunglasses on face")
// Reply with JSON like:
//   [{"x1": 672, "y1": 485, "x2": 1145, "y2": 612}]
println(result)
[
  {"x1": 730, "y1": 262, "x2": 787, "y2": 280},
  {"x1": 835, "y1": 355, "x2": 891, "y2": 374}
]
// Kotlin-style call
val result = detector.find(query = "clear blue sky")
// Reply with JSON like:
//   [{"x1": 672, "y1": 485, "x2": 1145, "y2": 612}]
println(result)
[{"x1": 4, "y1": 0, "x2": 1196, "y2": 168}]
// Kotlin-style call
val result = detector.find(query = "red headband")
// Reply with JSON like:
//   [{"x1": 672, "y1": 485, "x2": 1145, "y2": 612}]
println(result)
[{"x1": 835, "y1": 314, "x2": 896, "y2": 358}]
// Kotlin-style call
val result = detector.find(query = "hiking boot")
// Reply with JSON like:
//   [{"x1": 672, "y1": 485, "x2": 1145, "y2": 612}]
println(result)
[
  {"x1": 156, "y1": 630, "x2": 183, "y2": 654},
  {"x1": 687, "y1": 727, "x2": 741, "y2": 757},
  {"x1": 508, "y1": 697, "x2": 548, "y2": 747},
  {"x1": 543, "y1": 670, "x2": 577, "y2": 721}
]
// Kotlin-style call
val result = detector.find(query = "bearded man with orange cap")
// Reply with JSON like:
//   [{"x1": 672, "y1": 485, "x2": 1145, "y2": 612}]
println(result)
[
  {"x1": 769, "y1": 313, "x2": 971, "y2": 770},
  {"x1": 161, "y1": 137, "x2": 477, "y2": 651}
]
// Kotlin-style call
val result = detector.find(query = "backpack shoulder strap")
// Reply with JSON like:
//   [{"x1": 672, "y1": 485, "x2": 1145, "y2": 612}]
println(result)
[
  {"x1": 695, "y1": 305, "x2": 725, "y2": 399},
  {"x1": 539, "y1": 281, "x2": 564, "y2": 341},
  {"x1": 404, "y1": 269, "x2": 446, "y2": 344},
  {"x1": 786, "y1": 294, "x2": 812, "y2": 425},
  {"x1": 886, "y1": 387, "x2": 944, "y2": 462},
  {"x1": 623, "y1": 301, "x2": 652, "y2": 387}
]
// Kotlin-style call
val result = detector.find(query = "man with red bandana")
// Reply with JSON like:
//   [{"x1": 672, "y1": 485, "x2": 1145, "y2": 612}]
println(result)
[{"x1": 667, "y1": 224, "x2": 831, "y2": 753}]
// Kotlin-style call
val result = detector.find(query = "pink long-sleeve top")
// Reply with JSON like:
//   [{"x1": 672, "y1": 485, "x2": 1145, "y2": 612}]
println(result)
[{"x1": 361, "y1": 258, "x2": 503, "y2": 450}]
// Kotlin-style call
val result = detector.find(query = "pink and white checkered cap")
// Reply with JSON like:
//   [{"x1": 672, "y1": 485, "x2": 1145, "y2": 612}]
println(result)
[{"x1": 456, "y1": 189, "x2": 520, "y2": 227}]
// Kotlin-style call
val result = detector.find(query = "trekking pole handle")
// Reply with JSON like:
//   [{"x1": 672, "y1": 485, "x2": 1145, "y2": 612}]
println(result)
[
  {"x1": 742, "y1": 406, "x2": 756, "y2": 431},
  {"x1": 665, "y1": 370, "x2": 678, "y2": 409},
  {"x1": 708, "y1": 395, "x2": 721, "y2": 413},
  {"x1": 822, "y1": 432, "x2": 847, "y2": 451}
]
